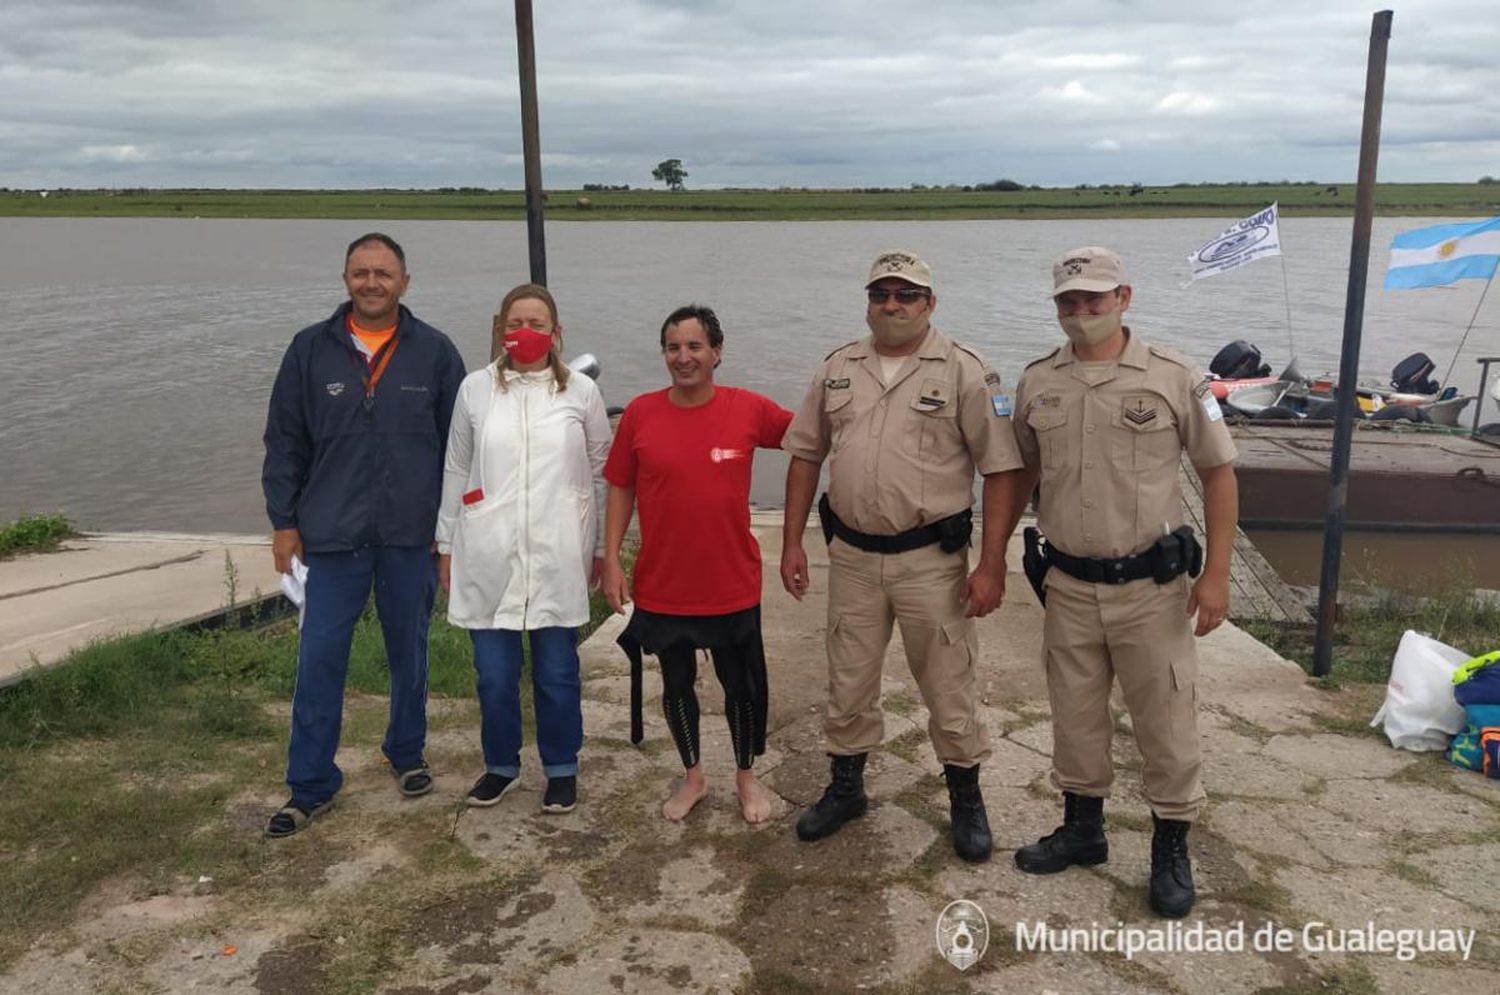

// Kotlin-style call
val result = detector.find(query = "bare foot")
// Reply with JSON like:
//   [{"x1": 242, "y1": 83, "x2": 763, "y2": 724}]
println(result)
[
  {"x1": 736, "y1": 770, "x2": 776, "y2": 825},
  {"x1": 662, "y1": 768, "x2": 708, "y2": 821}
]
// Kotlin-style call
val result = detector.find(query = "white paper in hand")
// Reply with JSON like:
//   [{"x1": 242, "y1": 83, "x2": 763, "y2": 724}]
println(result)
[{"x1": 280, "y1": 555, "x2": 309, "y2": 628}]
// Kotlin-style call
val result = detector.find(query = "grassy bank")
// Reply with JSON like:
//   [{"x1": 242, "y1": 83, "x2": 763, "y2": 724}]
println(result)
[
  {"x1": 1241, "y1": 579, "x2": 1499, "y2": 687},
  {"x1": 5, "y1": 183, "x2": 1499, "y2": 221},
  {"x1": 0, "y1": 513, "x2": 74, "y2": 559},
  {"x1": 0, "y1": 578, "x2": 622, "y2": 970}
]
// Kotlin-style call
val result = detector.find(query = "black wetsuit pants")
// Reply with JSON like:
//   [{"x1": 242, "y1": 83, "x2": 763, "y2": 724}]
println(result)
[{"x1": 659, "y1": 642, "x2": 766, "y2": 771}]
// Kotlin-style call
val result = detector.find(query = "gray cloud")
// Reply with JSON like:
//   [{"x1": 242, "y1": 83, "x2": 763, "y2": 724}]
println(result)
[{"x1": 1, "y1": 0, "x2": 1496, "y2": 188}]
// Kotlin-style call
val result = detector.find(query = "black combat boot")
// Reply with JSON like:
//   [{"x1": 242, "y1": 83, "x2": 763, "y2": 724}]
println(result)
[
  {"x1": 943, "y1": 764, "x2": 992, "y2": 863},
  {"x1": 1013, "y1": 792, "x2": 1108, "y2": 874},
  {"x1": 795, "y1": 753, "x2": 868, "y2": 841},
  {"x1": 1149, "y1": 814, "x2": 1195, "y2": 918}
]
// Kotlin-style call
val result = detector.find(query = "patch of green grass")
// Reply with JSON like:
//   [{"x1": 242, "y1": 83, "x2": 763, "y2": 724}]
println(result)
[
  {"x1": 1309, "y1": 711, "x2": 1385, "y2": 740},
  {"x1": 884, "y1": 690, "x2": 919, "y2": 717},
  {"x1": 1219, "y1": 875, "x2": 1295, "y2": 918},
  {"x1": 1106, "y1": 811, "x2": 1151, "y2": 833},
  {"x1": 0, "y1": 512, "x2": 75, "y2": 558},
  {"x1": 6, "y1": 183, "x2": 1499, "y2": 221},
  {"x1": 1242, "y1": 576, "x2": 1499, "y2": 686},
  {"x1": 1387, "y1": 859, "x2": 1440, "y2": 888},
  {"x1": 1389, "y1": 752, "x2": 1465, "y2": 791},
  {"x1": 0, "y1": 737, "x2": 272, "y2": 967},
  {"x1": 0, "y1": 571, "x2": 625, "y2": 972},
  {"x1": 886, "y1": 728, "x2": 929, "y2": 764}
]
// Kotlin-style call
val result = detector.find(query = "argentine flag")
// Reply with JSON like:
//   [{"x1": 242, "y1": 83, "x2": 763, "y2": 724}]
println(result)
[{"x1": 1384, "y1": 215, "x2": 1500, "y2": 290}]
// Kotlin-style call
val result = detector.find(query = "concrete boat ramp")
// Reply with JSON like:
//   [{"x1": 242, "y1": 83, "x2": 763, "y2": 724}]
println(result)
[{"x1": 0, "y1": 532, "x2": 281, "y2": 687}]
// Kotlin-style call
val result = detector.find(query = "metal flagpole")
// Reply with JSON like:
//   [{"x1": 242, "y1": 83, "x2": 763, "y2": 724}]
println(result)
[
  {"x1": 1278, "y1": 250, "x2": 1297, "y2": 363},
  {"x1": 1313, "y1": 10, "x2": 1394, "y2": 678},
  {"x1": 1439, "y1": 269, "x2": 1496, "y2": 391}
]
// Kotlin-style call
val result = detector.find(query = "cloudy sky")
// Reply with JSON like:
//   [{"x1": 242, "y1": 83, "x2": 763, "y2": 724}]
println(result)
[{"x1": 3, "y1": 0, "x2": 1497, "y2": 190}]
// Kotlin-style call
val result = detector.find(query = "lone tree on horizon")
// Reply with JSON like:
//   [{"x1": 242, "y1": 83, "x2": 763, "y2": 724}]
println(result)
[{"x1": 652, "y1": 158, "x2": 688, "y2": 191}]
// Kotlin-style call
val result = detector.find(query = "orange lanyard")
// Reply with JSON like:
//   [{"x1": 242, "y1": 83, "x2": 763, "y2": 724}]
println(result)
[{"x1": 356, "y1": 335, "x2": 399, "y2": 413}]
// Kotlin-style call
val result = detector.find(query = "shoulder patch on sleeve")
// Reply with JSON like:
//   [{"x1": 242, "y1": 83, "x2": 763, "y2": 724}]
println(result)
[
  {"x1": 983, "y1": 371, "x2": 1002, "y2": 387},
  {"x1": 1023, "y1": 348, "x2": 1061, "y2": 371},
  {"x1": 1192, "y1": 377, "x2": 1214, "y2": 399}
]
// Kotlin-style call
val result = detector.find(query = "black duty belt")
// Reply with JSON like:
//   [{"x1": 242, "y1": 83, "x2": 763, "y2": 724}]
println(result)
[
  {"x1": 1043, "y1": 526, "x2": 1203, "y2": 586},
  {"x1": 817, "y1": 493, "x2": 972, "y2": 555}
]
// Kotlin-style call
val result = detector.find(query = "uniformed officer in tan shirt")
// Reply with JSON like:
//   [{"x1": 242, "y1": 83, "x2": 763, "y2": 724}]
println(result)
[
  {"x1": 997, "y1": 245, "x2": 1238, "y2": 919},
  {"x1": 780, "y1": 250, "x2": 1024, "y2": 863}
]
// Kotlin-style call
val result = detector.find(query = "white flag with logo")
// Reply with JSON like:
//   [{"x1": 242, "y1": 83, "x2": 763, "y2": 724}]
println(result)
[{"x1": 1187, "y1": 203, "x2": 1282, "y2": 283}]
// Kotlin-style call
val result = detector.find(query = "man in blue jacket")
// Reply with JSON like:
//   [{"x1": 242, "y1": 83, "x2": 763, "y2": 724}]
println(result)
[{"x1": 262, "y1": 232, "x2": 466, "y2": 838}]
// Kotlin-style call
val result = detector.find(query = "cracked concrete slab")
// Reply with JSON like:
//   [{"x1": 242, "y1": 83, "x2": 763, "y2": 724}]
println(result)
[
  {"x1": 1263, "y1": 733, "x2": 1416, "y2": 780},
  {"x1": 6, "y1": 516, "x2": 1497, "y2": 993}
]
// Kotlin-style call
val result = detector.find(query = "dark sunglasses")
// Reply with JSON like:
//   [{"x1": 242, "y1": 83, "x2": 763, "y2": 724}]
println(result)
[{"x1": 867, "y1": 287, "x2": 930, "y2": 304}]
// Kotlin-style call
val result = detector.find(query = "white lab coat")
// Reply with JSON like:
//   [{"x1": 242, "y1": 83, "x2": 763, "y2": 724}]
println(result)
[{"x1": 436, "y1": 364, "x2": 611, "y2": 629}]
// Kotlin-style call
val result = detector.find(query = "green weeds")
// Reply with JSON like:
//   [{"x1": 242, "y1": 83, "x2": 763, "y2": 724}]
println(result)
[
  {"x1": 1240, "y1": 576, "x2": 1499, "y2": 686},
  {"x1": 0, "y1": 512, "x2": 75, "y2": 558},
  {"x1": 0, "y1": 577, "x2": 620, "y2": 971}
]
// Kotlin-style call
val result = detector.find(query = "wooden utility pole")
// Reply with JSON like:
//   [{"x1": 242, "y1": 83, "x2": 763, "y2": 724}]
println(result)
[
  {"x1": 515, "y1": 0, "x2": 546, "y2": 287},
  {"x1": 1313, "y1": 10, "x2": 1393, "y2": 677}
]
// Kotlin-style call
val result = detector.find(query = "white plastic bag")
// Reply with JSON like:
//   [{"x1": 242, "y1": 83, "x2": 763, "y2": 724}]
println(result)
[{"x1": 1370, "y1": 630, "x2": 1469, "y2": 751}]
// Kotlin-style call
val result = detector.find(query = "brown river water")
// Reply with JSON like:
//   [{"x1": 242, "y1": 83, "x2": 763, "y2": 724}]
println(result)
[{"x1": 3, "y1": 216, "x2": 1496, "y2": 589}]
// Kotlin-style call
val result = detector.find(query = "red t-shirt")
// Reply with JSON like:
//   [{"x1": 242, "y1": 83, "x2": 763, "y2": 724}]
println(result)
[{"x1": 604, "y1": 386, "x2": 793, "y2": 615}]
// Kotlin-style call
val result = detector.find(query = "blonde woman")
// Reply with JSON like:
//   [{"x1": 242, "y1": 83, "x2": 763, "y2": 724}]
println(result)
[{"x1": 436, "y1": 284, "x2": 611, "y2": 813}]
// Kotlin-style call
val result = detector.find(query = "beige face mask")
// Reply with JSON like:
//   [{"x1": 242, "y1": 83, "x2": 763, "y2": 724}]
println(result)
[
  {"x1": 1057, "y1": 310, "x2": 1120, "y2": 348},
  {"x1": 867, "y1": 310, "x2": 929, "y2": 348}
]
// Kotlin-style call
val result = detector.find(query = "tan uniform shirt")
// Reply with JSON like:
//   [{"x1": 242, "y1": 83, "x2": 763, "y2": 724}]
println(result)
[
  {"x1": 1013, "y1": 330, "x2": 1237, "y2": 559},
  {"x1": 784, "y1": 327, "x2": 1023, "y2": 534}
]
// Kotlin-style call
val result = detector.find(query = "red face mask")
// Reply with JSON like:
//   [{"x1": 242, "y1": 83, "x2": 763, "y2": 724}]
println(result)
[{"x1": 503, "y1": 327, "x2": 553, "y2": 365}]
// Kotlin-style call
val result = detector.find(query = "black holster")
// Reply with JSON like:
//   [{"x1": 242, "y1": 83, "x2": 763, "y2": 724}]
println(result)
[
  {"x1": 935, "y1": 513, "x2": 974, "y2": 554},
  {"x1": 1022, "y1": 527, "x2": 1050, "y2": 605},
  {"x1": 817, "y1": 492, "x2": 835, "y2": 546},
  {"x1": 1150, "y1": 526, "x2": 1204, "y2": 583}
]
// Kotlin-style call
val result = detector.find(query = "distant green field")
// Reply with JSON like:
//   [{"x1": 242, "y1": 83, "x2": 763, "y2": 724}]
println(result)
[{"x1": 4, "y1": 183, "x2": 1498, "y2": 220}]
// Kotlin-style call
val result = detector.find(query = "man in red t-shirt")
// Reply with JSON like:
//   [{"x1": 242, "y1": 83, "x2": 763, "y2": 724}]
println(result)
[{"x1": 601, "y1": 304, "x2": 793, "y2": 824}]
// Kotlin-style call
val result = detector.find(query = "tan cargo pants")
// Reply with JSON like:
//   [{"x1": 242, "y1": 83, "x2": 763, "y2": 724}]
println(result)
[
  {"x1": 823, "y1": 538, "x2": 991, "y2": 766},
  {"x1": 1042, "y1": 567, "x2": 1205, "y2": 821}
]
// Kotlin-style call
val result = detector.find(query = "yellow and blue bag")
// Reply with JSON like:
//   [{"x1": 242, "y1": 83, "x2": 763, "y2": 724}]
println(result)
[
  {"x1": 1448, "y1": 701, "x2": 1500, "y2": 773},
  {"x1": 1453, "y1": 649, "x2": 1500, "y2": 707}
]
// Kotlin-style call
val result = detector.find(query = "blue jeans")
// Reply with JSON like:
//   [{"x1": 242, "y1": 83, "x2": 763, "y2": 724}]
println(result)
[
  {"x1": 286, "y1": 546, "x2": 436, "y2": 806},
  {"x1": 471, "y1": 627, "x2": 582, "y2": 778}
]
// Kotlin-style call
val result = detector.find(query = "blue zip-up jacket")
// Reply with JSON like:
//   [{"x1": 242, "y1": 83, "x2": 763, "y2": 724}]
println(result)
[{"x1": 262, "y1": 302, "x2": 467, "y2": 552}]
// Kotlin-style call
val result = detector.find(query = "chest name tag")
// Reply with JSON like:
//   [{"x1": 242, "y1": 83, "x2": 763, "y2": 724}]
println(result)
[
  {"x1": 825, "y1": 377, "x2": 850, "y2": 389},
  {"x1": 918, "y1": 379, "x2": 950, "y2": 409},
  {"x1": 992, "y1": 393, "x2": 1013, "y2": 417},
  {"x1": 1203, "y1": 395, "x2": 1224, "y2": 422}
]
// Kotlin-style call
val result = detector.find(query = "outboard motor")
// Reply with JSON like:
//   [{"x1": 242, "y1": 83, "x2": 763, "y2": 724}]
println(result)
[
  {"x1": 1209, "y1": 340, "x2": 1272, "y2": 380},
  {"x1": 1390, "y1": 352, "x2": 1439, "y2": 395}
]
